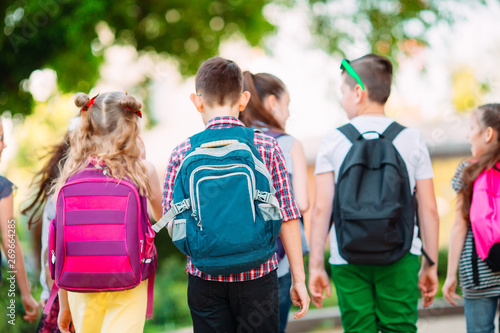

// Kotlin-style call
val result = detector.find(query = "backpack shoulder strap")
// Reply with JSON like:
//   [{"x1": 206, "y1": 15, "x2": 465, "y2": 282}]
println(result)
[
  {"x1": 337, "y1": 124, "x2": 362, "y2": 143},
  {"x1": 382, "y1": 122, "x2": 406, "y2": 142}
]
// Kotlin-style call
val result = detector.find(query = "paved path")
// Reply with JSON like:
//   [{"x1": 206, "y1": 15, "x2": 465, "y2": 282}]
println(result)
[
  {"x1": 300, "y1": 314, "x2": 466, "y2": 333},
  {"x1": 286, "y1": 298, "x2": 467, "y2": 333},
  {"x1": 171, "y1": 314, "x2": 467, "y2": 333},
  {"x1": 171, "y1": 299, "x2": 470, "y2": 332}
]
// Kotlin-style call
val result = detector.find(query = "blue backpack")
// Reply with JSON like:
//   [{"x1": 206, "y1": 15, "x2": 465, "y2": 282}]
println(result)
[{"x1": 153, "y1": 126, "x2": 283, "y2": 275}]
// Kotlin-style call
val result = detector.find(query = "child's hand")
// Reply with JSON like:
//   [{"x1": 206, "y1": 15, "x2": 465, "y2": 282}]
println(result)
[
  {"x1": 58, "y1": 308, "x2": 75, "y2": 333},
  {"x1": 290, "y1": 281, "x2": 310, "y2": 319},
  {"x1": 21, "y1": 293, "x2": 39, "y2": 323},
  {"x1": 308, "y1": 268, "x2": 331, "y2": 308},
  {"x1": 442, "y1": 276, "x2": 462, "y2": 306},
  {"x1": 418, "y1": 267, "x2": 438, "y2": 308}
]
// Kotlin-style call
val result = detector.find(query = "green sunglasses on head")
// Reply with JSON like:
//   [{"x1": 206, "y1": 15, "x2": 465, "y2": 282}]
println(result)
[{"x1": 340, "y1": 59, "x2": 365, "y2": 91}]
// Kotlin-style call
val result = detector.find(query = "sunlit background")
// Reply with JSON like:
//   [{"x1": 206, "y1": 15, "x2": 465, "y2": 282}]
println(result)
[{"x1": 1, "y1": 0, "x2": 500, "y2": 331}]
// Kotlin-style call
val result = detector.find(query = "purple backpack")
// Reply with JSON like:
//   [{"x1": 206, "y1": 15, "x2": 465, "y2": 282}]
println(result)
[{"x1": 47, "y1": 166, "x2": 157, "y2": 318}]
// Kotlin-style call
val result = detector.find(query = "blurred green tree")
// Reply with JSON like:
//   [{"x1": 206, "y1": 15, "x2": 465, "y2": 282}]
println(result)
[
  {"x1": 306, "y1": 0, "x2": 485, "y2": 62},
  {"x1": 1, "y1": 0, "x2": 274, "y2": 116},
  {"x1": 1, "y1": 0, "x2": 488, "y2": 117}
]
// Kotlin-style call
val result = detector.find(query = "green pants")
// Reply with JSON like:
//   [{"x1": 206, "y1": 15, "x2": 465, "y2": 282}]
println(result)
[{"x1": 331, "y1": 253, "x2": 420, "y2": 333}]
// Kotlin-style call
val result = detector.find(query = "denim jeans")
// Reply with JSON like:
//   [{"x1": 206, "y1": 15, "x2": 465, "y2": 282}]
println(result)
[
  {"x1": 187, "y1": 271, "x2": 279, "y2": 333},
  {"x1": 278, "y1": 272, "x2": 293, "y2": 333},
  {"x1": 464, "y1": 296, "x2": 500, "y2": 333}
]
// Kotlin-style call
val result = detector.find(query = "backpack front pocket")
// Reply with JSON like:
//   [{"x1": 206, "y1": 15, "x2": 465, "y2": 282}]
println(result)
[
  {"x1": 338, "y1": 209, "x2": 404, "y2": 257},
  {"x1": 257, "y1": 203, "x2": 282, "y2": 244},
  {"x1": 189, "y1": 166, "x2": 260, "y2": 258}
]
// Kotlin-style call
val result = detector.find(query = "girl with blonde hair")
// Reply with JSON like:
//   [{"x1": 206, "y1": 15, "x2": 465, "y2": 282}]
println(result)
[{"x1": 55, "y1": 92, "x2": 162, "y2": 333}]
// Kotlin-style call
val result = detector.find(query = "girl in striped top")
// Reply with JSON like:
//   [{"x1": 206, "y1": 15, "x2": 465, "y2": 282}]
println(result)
[{"x1": 443, "y1": 104, "x2": 500, "y2": 333}]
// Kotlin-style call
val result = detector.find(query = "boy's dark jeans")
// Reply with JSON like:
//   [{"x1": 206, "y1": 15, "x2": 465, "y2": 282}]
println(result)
[{"x1": 187, "y1": 270, "x2": 279, "y2": 333}]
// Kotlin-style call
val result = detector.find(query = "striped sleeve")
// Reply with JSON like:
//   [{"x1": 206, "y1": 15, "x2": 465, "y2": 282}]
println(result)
[{"x1": 161, "y1": 140, "x2": 191, "y2": 214}]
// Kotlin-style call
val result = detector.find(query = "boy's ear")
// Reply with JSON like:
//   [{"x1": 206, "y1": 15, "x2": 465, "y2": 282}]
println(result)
[
  {"x1": 190, "y1": 93, "x2": 203, "y2": 113},
  {"x1": 353, "y1": 84, "x2": 365, "y2": 104},
  {"x1": 238, "y1": 91, "x2": 251, "y2": 112}
]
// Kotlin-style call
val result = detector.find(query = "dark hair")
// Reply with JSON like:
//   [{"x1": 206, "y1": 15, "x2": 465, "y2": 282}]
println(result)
[
  {"x1": 195, "y1": 57, "x2": 243, "y2": 107},
  {"x1": 460, "y1": 104, "x2": 500, "y2": 220},
  {"x1": 239, "y1": 72, "x2": 286, "y2": 132},
  {"x1": 22, "y1": 132, "x2": 70, "y2": 229},
  {"x1": 343, "y1": 54, "x2": 393, "y2": 105}
]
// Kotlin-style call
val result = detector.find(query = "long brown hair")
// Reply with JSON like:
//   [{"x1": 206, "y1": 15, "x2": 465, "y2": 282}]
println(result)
[
  {"x1": 22, "y1": 133, "x2": 70, "y2": 229},
  {"x1": 239, "y1": 71, "x2": 286, "y2": 132},
  {"x1": 460, "y1": 104, "x2": 500, "y2": 220},
  {"x1": 53, "y1": 92, "x2": 151, "y2": 198}
]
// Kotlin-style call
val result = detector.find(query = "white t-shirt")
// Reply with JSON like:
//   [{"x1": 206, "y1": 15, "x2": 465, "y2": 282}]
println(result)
[{"x1": 315, "y1": 116, "x2": 434, "y2": 265}]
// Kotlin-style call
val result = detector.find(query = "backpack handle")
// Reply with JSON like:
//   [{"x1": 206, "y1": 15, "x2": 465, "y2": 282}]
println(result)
[
  {"x1": 360, "y1": 131, "x2": 383, "y2": 139},
  {"x1": 200, "y1": 140, "x2": 239, "y2": 148}
]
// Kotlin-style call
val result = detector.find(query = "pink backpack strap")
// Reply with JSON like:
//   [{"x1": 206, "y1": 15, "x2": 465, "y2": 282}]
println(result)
[
  {"x1": 43, "y1": 284, "x2": 59, "y2": 315},
  {"x1": 146, "y1": 273, "x2": 155, "y2": 319}
]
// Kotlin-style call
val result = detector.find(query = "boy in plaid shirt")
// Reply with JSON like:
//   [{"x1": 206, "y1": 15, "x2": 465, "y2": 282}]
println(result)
[{"x1": 162, "y1": 57, "x2": 309, "y2": 332}]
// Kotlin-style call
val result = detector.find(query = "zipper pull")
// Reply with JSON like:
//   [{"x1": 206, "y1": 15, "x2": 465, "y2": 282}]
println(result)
[
  {"x1": 51, "y1": 250, "x2": 56, "y2": 264},
  {"x1": 197, "y1": 220, "x2": 203, "y2": 231},
  {"x1": 140, "y1": 240, "x2": 144, "y2": 253}
]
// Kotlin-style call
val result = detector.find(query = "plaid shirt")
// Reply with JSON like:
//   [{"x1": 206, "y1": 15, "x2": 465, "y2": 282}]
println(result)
[{"x1": 162, "y1": 116, "x2": 300, "y2": 282}]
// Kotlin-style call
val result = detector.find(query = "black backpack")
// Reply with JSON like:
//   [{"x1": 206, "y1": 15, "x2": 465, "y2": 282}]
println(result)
[{"x1": 332, "y1": 122, "x2": 415, "y2": 265}]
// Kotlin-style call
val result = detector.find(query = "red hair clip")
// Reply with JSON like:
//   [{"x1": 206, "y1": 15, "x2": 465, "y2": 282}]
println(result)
[
  {"x1": 126, "y1": 107, "x2": 142, "y2": 118},
  {"x1": 80, "y1": 93, "x2": 100, "y2": 115}
]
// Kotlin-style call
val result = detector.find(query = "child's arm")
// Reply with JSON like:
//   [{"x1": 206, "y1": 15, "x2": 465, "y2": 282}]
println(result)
[
  {"x1": 162, "y1": 145, "x2": 184, "y2": 215},
  {"x1": 143, "y1": 160, "x2": 163, "y2": 221},
  {"x1": 0, "y1": 194, "x2": 39, "y2": 322},
  {"x1": 290, "y1": 140, "x2": 310, "y2": 213},
  {"x1": 280, "y1": 219, "x2": 310, "y2": 319},
  {"x1": 415, "y1": 178, "x2": 440, "y2": 308},
  {"x1": 57, "y1": 289, "x2": 74, "y2": 333},
  {"x1": 442, "y1": 195, "x2": 467, "y2": 306},
  {"x1": 308, "y1": 172, "x2": 334, "y2": 308},
  {"x1": 271, "y1": 143, "x2": 310, "y2": 318}
]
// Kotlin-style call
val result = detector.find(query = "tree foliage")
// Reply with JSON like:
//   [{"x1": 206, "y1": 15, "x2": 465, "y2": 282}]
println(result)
[
  {"x1": 1, "y1": 0, "x2": 274, "y2": 116},
  {"x1": 1, "y1": 0, "x2": 488, "y2": 118},
  {"x1": 305, "y1": 0, "x2": 485, "y2": 62}
]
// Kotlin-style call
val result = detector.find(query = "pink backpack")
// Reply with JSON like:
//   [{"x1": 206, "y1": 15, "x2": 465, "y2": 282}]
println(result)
[
  {"x1": 46, "y1": 166, "x2": 157, "y2": 318},
  {"x1": 470, "y1": 163, "x2": 500, "y2": 272}
]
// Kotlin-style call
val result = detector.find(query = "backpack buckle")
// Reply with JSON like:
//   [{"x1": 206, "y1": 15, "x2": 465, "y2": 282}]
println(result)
[
  {"x1": 255, "y1": 190, "x2": 271, "y2": 204},
  {"x1": 173, "y1": 199, "x2": 191, "y2": 215}
]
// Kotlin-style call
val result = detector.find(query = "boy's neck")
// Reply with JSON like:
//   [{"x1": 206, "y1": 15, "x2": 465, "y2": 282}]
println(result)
[
  {"x1": 355, "y1": 102, "x2": 386, "y2": 117},
  {"x1": 202, "y1": 105, "x2": 240, "y2": 125}
]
